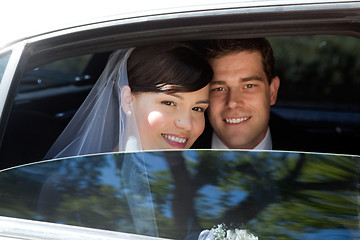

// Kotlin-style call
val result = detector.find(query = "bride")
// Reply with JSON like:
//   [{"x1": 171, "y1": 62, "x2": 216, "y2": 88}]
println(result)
[
  {"x1": 45, "y1": 42, "x2": 213, "y2": 159},
  {"x1": 42, "y1": 42, "x2": 213, "y2": 237}
]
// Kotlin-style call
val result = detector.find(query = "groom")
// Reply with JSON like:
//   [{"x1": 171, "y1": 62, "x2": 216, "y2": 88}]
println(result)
[{"x1": 193, "y1": 38, "x2": 306, "y2": 151}]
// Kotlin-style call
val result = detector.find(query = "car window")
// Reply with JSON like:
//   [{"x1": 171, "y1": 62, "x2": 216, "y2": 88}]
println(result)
[
  {"x1": 0, "y1": 53, "x2": 109, "y2": 169},
  {"x1": 0, "y1": 35, "x2": 360, "y2": 171},
  {"x1": 18, "y1": 54, "x2": 92, "y2": 93},
  {"x1": 0, "y1": 150, "x2": 358, "y2": 239},
  {"x1": 268, "y1": 35, "x2": 360, "y2": 155},
  {"x1": 269, "y1": 35, "x2": 360, "y2": 109},
  {"x1": 0, "y1": 52, "x2": 11, "y2": 84}
]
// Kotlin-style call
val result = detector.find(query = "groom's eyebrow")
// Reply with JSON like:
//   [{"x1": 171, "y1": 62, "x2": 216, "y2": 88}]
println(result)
[
  {"x1": 242, "y1": 75, "x2": 264, "y2": 82},
  {"x1": 169, "y1": 93, "x2": 209, "y2": 104},
  {"x1": 210, "y1": 80, "x2": 224, "y2": 85}
]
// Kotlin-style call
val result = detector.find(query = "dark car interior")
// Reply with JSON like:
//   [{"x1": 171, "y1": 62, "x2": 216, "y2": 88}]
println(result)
[
  {"x1": 0, "y1": 35, "x2": 359, "y2": 170},
  {"x1": 0, "y1": 52, "x2": 112, "y2": 169}
]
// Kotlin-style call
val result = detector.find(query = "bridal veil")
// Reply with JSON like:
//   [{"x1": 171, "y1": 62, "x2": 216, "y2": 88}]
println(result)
[
  {"x1": 44, "y1": 48, "x2": 158, "y2": 236},
  {"x1": 45, "y1": 48, "x2": 141, "y2": 159}
]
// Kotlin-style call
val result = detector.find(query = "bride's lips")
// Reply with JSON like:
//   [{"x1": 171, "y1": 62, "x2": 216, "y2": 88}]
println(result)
[
  {"x1": 161, "y1": 133, "x2": 188, "y2": 148},
  {"x1": 224, "y1": 116, "x2": 251, "y2": 124}
]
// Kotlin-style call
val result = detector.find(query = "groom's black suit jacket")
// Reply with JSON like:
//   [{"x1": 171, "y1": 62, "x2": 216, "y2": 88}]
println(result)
[{"x1": 192, "y1": 112, "x2": 309, "y2": 151}]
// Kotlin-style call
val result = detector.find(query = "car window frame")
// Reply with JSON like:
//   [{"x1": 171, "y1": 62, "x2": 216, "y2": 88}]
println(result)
[{"x1": 0, "y1": 43, "x2": 27, "y2": 141}]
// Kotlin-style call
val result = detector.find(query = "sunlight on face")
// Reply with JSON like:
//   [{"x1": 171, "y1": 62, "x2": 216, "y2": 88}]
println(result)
[
  {"x1": 131, "y1": 85, "x2": 210, "y2": 150},
  {"x1": 148, "y1": 111, "x2": 164, "y2": 125}
]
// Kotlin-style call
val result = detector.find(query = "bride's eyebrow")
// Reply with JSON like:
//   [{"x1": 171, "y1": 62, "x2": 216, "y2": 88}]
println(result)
[
  {"x1": 167, "y1": 93, "x2": 209, "y2": 104},
  {"x1": 166, "y1": 92, "x2": 183, "y2": 100},
  {"x1": 196, "y1": 99, "x2": 210, "y2": 104}
]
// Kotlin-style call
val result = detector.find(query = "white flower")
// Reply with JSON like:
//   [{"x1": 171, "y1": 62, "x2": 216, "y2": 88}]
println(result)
[
  {"x1": 211, "y1": 224, "x2": 227, "y2": 240},
  {"x1": 198, "y1": 223, "x2": 258, "y2": 240},
  {"x1": 226, "y1": 229, "x2": 258, "y2": 240}
]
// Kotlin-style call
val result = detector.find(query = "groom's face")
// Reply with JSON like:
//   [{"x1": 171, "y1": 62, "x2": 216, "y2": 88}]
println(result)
[{"x1": 207, "y1": 51, "x2": 279, "y2": 149}]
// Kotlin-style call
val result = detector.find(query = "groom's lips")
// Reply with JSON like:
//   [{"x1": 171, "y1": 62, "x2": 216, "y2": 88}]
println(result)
[
  {"x1": 161, "y1": 133, "x2": 188, "y2": 148},
  {"x1": 224, "y1": 116, "x2": 251, "y2": 124}
]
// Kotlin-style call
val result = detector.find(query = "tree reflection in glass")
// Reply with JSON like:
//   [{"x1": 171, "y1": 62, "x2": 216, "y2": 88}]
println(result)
[{"x1": 0, "y1": 150, "x2": 358, "y2": 239}]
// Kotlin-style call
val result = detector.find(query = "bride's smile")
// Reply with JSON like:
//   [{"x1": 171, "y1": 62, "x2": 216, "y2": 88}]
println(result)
[{"x1": 161, "y1": 133, "x2": 188, "y2": 148}]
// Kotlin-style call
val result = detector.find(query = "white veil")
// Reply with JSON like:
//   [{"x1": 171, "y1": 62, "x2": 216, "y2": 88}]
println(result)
[
  {"x1": 44, "y1": 48, "x2": 158, "y2": 236},
  {"x1": 45, "y1": 48, "x2": 141, "y2": 159}
]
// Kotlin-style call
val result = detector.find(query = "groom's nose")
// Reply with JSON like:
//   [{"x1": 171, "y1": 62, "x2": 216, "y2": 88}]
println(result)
[{"x1": 227, "y1": 88, "x2": 244, "y2": 109}]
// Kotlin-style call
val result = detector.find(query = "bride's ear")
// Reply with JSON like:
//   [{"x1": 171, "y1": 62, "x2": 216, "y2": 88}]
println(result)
[{"x1": 121, "y1": 86, "x2": 133, "y2": 114}]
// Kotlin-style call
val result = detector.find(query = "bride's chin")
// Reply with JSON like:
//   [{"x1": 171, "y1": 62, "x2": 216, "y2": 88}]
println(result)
[{"x1": 141, "y1": 141, "x2": 192, "y2": 150}]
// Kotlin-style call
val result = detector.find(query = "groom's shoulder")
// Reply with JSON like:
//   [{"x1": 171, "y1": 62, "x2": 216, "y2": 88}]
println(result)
[{"x1": 269, "y1": 111, "x2": 310, "y2": 151}]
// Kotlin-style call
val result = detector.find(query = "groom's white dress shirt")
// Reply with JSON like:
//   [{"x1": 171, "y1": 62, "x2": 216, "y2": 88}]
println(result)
[{"x1": 211, "y1": 127, "x2": 272, "y2": 150}]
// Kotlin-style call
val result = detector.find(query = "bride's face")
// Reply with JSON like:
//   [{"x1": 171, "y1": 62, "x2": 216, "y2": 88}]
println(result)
[{"x1": 131, "y1": 84, "x2": 210, "y2": 150}]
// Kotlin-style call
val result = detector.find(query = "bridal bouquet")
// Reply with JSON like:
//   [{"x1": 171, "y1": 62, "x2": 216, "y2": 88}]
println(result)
[{"x1": 198, "y1": 224, "x2": 258, "y2": 240}]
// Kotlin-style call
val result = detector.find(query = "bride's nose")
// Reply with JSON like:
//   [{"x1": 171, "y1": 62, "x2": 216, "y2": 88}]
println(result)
[{"x1": 175, "y1": 113, "x2": 192, "y2": 131}]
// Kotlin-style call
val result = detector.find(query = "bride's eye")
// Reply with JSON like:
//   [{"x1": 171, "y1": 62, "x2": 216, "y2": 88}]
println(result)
[
  {"x1": 192, "y1": 107, "x2": 205, "y2": 112},
  {"x1": 161, "y1": 101, "x2": 176, "y2": 106}
]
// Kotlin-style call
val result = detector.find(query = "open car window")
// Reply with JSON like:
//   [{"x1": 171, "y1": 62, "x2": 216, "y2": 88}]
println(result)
[
  {"x1": 269, "y1": 36, "x2": 360, "y2": 155},
  {"x1": 0, "y1": 35, "x2": 359, "y2": 171},
  {"x1": 18, "y1": 54, "x2": 93, "y2": 93},
  {"x1": 0, "y1": 150, "x2": 358, "y2": 239}
]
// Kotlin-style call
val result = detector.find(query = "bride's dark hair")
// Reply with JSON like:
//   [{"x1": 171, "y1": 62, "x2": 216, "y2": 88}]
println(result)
[{"x1": 127, "y1": 42, "x2": 213, "y2": 94}]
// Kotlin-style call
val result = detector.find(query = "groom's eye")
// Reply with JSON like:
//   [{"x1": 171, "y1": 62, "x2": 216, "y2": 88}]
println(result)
[
  {"x1": 244, "y1": 84, "x2": 256, "y2": 89},
  {"x1": 161, "y1": 101, "x2": 176, "y2": 106},
  {"x1": 211, "y1": 87, "x2": 225, "y2": 92}
]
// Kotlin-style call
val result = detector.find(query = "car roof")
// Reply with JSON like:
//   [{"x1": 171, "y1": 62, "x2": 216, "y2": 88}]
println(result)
[{"x1": 1, "y1": 0, "x2": 359, "y2": 49}]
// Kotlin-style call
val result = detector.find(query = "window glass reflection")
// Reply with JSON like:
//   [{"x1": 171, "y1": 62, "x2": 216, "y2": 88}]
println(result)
[{"x1": 0, "y1": 150, "x2": 358, "y2": 239}]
